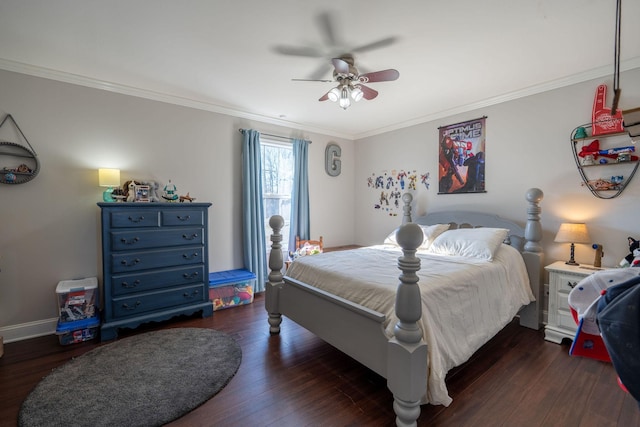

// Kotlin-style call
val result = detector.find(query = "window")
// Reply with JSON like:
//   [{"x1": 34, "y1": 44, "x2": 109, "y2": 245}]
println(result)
[{"x1": 261, "y1": 140, "x2": 293, "y2": 254}]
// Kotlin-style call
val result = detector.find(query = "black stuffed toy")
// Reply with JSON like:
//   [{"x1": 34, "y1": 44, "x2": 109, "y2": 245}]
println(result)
[{"x1": 620, "y1": 237, "x2": 640, "y2": 267}]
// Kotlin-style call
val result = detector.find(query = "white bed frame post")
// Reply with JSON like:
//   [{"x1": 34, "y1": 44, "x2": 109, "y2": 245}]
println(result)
[
  {"x1": 265, "y1": 215, "x2": 284, "y2": 334},
  {"x1": 388, "y1": 222, "x2": 428, "y2": 427},
  {"x1": 519, "y1": 188, "x2": 544, "y2": 330},
  {"x1": 401, "y1": 193, "x2": 413, "y2": 225}
]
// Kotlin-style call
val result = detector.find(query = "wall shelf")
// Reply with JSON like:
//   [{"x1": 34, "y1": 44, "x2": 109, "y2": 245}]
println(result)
[
  {"x1": 571, "y1": 124, "x2": 638, "y2": 199},
  {"x1": 0, "y1": 115, "x2": 39, "y2": 185}
]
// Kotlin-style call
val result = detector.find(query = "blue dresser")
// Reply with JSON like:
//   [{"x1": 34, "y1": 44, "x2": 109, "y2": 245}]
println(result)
[{"x1": 98, "y1": 202, "x2": 213, "y2": 340}]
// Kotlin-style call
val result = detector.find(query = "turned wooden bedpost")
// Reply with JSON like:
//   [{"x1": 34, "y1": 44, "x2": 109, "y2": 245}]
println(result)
[
  {"x1": 388, "y1": 223, "x2": 428, "y2": 427},
  {"x1": 401, "y1": 193, "x2": 413, "y2": 225},
  {"x1": 520, "y1": 187, "x2": 544, "y2": 330},
  {"x1": 266, "y1": 215, "x2": 284, "y2": 334}
]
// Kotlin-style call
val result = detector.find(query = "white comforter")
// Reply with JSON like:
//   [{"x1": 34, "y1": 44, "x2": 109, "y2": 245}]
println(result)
[{"x1": 285, "y1": 244, "x2": 534, "y2": 406}]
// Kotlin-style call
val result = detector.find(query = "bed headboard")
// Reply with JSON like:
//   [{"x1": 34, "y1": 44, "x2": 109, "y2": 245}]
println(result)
[
  {"x1": 403, "y1": 188, "x2": 543, "y2": 255},
  {"x1": 413, "y1": 211, "x2": 527, "y2": 252}
]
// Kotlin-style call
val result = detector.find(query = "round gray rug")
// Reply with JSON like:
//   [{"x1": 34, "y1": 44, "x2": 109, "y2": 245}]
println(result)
[{"x1": 18, "y1": 328, "x2": 242, "y2": 427}]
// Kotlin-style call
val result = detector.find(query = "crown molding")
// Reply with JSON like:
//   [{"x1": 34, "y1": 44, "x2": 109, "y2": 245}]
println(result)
[
  {"x1": 2, "y1": 57, "x2": 639, "y2": 141},
  {"x1": 0, "y1": 58, "x2": 353, "y2": 140}
]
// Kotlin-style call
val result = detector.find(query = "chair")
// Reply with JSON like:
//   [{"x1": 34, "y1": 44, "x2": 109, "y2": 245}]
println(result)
[{"x1": 295, "y1": 236, "x2": 323, "y2": 253}]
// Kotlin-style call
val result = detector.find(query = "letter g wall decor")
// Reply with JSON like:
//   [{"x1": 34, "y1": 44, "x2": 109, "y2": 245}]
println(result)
[{"x1": 325, "y1": 143, "x2": 341, "y2": 177}]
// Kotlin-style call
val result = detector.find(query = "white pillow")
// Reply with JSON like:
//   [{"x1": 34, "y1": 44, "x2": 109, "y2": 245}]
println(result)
[
  {"x1": 428, "y1": 227, "x2": 509, "y2": 260},
  {"x1": 384, "y1": 223, "x2": 450, "y2": 249}
]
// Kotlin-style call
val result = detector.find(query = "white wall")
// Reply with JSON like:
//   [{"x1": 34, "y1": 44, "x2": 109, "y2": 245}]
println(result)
[
  {"x1": 2, "y1": 66, "x2": 639, "y2": 342},
  {"x1": 0, "y1": 69, "x2": 355, "y2": 341},
  {"x1": 354, "y1": 68, "x2": 640, "y2": 271}
]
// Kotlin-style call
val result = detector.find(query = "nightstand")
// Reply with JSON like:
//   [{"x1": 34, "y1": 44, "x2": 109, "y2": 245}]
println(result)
[{"x1": 544, "y1": 261, "x2": 610, "y2": 344}]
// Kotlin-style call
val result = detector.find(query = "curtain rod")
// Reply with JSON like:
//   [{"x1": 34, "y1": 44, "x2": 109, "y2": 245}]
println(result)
[{"x1": 238, "y1": 128, "x2": 312, "y2": 143}]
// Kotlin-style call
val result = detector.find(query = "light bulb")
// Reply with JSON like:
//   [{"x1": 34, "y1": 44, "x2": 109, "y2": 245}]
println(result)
[
  {"x1": 339, "y1": 86, "x2": 351, "y2": 109},
  {"x1": 351, "y1": 87, "x2": 363, "y2": 102},
  {"x1": 328, "y1": 87, "x2": 340, "y2": 102}
]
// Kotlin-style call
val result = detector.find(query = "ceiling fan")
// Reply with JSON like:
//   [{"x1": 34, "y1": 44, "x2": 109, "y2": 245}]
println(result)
[
  {"x1": 272, "y1": 12, "x2": 399, "y2": 109},
  {"x1": 293, "y1": 54, "x2": 400, "y2": 109}
]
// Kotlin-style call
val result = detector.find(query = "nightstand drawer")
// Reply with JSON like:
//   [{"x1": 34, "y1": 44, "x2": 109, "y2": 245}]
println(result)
[
  {"x1": 558, "y1": 291, "x2": 570, "y2": 311},
  {"x1": 555, "y1": 273, "x2": 582, "y2": 293},
  {"x1": 558, "y1": 310, "x2": 577, "y2": 331}
]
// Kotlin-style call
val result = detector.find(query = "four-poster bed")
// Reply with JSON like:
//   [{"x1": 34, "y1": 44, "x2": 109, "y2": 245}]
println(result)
[{"x1": 265, "y1": 188, "x2": 544, "y2": 426}]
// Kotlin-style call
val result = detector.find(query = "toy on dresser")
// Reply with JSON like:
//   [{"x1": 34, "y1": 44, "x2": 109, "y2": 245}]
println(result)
[{"x1": 619, "y1": 237, "x2": 640, "y2": 267}]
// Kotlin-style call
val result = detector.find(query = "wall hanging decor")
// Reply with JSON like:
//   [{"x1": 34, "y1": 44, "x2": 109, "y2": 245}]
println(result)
[
  {"x1": 325, "y1": 142, "x2": 341, "y2": 176},
  {"x1": 438, "y1": 116, "x2": 486, "y2": 194},
  {"x1": 0, "y1": 114, "x2": 40, "y2": 185}
]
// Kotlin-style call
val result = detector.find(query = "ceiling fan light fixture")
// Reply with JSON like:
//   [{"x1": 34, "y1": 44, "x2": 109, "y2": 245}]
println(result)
[
  {"x1": 351, "y1": 86, "x2": 364, "y2": 102},
  {"x1": 339, "y1": 86, "x2": 351, "y2": 109},
  {"x1": 327, "y1": 87, "x2": 340, "y2": 102}
]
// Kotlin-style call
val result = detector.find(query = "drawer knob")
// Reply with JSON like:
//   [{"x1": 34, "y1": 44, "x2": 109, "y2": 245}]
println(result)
[
  {"x1": 567, "y1": 281, "x2": 578, "y2": 288},
  {"x1": 120, "y1": 237, "x2": 140, "y2": 245},
  {"x1": 128, "y1": 215, "x2": 144, "y2": 223},
  {"x1": 182, "y1": 233, "x2": 198, "y2": 240},
  {"x1": 121, "y1": 258, "x2": 141, "y2": 267},
  {"x1": 177, "y1": 215, "x2": 191, "y2": 221},
  {"x1": 183, "y1": 290, "x2": 200, "y2": 299},
  {"x1": 183, "y1": 271, "x2": 199, "y2": 279},
  {"x1": 122, "y1": 301, "x2": 141, "y2": 310},
  {"x1": 182, "y1": 252, "x2": 199, "y2": 260},
  {"x1": 121, "y1": 280, "x2": 140, "y2": 289}
]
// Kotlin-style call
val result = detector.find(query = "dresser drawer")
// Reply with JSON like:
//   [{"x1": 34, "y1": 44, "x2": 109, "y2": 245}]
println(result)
[
  {"x1": 111, "y1": 246, "x2": 204, "y2": 273},
  {"x1": 110, "y1": 265, "x2": 205, "y2": 296},
  {"x1": 111, "y1": 284, "x2": 205, "y2": 318},
  {"x1": 110, "y1": 210, "x2": 161, "y2": 228},
  {"x1": 161, "y1": 209, "x2": 204, "y2": 226},
  {"x1": 110, "y1": 228, "x2": 204, "y2": 251}
]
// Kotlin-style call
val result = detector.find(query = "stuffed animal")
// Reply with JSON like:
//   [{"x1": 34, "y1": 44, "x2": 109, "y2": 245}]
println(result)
[{"x1": 619, "y1": 237, "x2": 640, "y2": 267}]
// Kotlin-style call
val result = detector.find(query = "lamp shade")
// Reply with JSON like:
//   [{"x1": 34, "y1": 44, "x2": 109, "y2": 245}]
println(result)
[
  {"x1": 98, "y1": 168, "x2": 120, "y2": 187},
  {"x1": 554, "y1": 223, "x2": 590, "y2": 244}
]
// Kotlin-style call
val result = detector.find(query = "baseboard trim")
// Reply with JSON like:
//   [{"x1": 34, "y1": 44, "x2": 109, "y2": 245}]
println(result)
[{"x1": 0, "y1": 318, "x2": 58, "y2": 343}]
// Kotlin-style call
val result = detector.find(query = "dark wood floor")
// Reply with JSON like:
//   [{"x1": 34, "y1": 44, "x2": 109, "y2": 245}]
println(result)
[{"x1": 1, "y1": 293, "x2": 638, "y2": 427}]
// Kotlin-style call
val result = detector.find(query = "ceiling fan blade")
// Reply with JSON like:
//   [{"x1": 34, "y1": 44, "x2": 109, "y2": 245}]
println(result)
[
  {"x1": 319, "y1": 92, "x2": 331, "y2": 102},
  {"x1": 292, "y1": 78, "x2": 333, "y2": 82},
  {"x1": 317, "y1": 11, "x2": 339, "y2": 47},
  {"x1": 332, "y1": 58, "x2": 350, "y2": 74},
  {"x1": 351, "y1": 36, "x2": 398, "y2": 53},
  {"x1": 358, "y1": 69, "x2": 400, "y2": 83},
  {"x1": 359, "y1": 85, "x2": 379, "y2": 100},
  {"x1": 308, "y1": 62, "x2": 333, "y2": 80},
  {"x1": 272, "y1": 45, "x2": 324, "y2": 57}
]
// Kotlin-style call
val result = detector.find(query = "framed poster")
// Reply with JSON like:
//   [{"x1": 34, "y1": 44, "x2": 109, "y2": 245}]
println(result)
[{"x1": 438, "y1": 116, "x2": 486, "y2": 194}]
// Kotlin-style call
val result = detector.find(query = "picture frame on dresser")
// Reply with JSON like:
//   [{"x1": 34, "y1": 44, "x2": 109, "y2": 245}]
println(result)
[{"x1": 98, "y1": 202, "x2": 213, "y2": 341}]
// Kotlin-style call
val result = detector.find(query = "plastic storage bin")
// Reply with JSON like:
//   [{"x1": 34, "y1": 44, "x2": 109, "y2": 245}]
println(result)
[
  {"x1": 209, "y1": 269, "x2": 256, "y2": 311},
  {"x1": 56, "y1": 277, "x2": 99, "y2": 323},
  {"x1": 56, "y1": 317, "x2": 100, "y2": 345}
]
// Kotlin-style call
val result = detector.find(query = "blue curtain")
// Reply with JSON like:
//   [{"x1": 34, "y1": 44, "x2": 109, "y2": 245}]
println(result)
[
  {"x1": 289, "y1": 138, "x2": 310, "y2": 250},
  {"x1": 241, "y1": 129, "x2": 268, "y2": 293}
]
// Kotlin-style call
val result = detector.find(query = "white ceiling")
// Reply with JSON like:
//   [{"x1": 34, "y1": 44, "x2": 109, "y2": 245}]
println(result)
[{"x1": 1, "y1": 1, "x2": 639, "y2": 140}]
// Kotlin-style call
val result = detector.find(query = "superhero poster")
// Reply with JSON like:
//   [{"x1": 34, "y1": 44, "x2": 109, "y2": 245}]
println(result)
[{"x1": 438, "y1": 117, "x2": 486, "y2": 194}]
